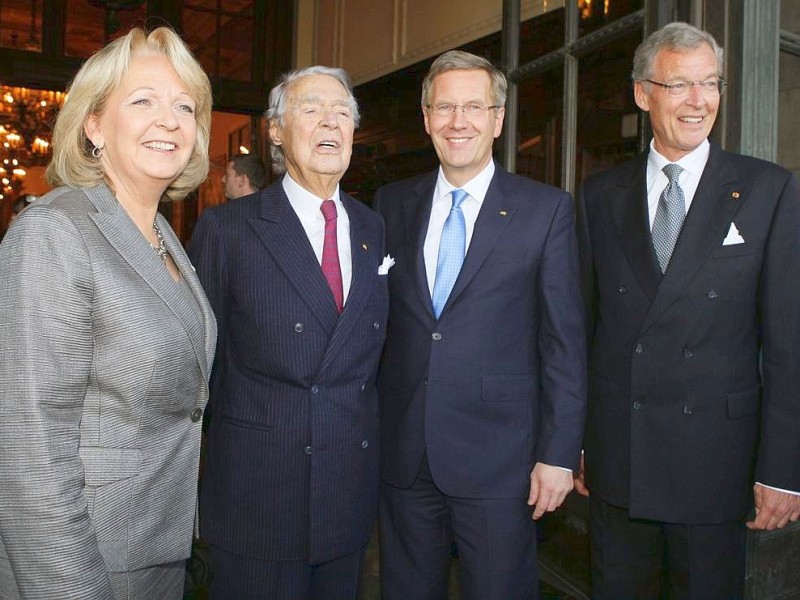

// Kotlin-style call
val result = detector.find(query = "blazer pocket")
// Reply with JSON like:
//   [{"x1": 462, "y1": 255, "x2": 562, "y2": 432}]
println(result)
[
  {"x1": 79, "y1": 446, "x2": 141, "y2": 485},
  {"x1": 482, "y1": 374, "x2": 535, "y2": 402},
  {"x1": 219, "y1": 414, "x2": 273, "y2": 431},
  {"x1": 727, "y1": 386, "x2": 761, "y2": 419},
  {"x1": 712, "y1": 244, "x2": 760, "y2": 259}
]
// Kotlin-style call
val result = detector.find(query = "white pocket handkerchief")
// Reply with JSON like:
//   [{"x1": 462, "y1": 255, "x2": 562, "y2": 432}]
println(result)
[
  {"x1": 378, "y1": 254, "x2": 395, "y2": 275},
  {"x1": 722, "y1": 222, "x2": 745, "y2": 246}
]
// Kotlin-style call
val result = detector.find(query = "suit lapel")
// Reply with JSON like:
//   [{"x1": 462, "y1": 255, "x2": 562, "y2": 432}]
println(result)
[
  {"x1": 86, "y1": 184, "x2": 212, "y2": 380},
  {"x1": 607, "y1": 154, "x2": 662, "y2": 303},
  {"x1": 641, "y1": 145, "x2": 744, "y2": 332},
  {"x1": 405, "y1": 173, "x2": 437, "y2": 320},
  {"x1": 247, "y1": 182, "x2": 339, "y2": 335},
  {"x1": 159, "y1": 218, "x2": 216, "y2": 378},
  {"x1": 443, "y1": 168, "x2": 516, "y2": 312},
  {"x1": 319, "y1": 194, "x2": 376, "y2": 373}
]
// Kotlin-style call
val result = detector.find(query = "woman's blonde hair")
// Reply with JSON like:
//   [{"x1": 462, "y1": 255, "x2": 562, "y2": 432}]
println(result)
[{"x1": 46, "y1": 26, "x2": 212, "y2": 200}]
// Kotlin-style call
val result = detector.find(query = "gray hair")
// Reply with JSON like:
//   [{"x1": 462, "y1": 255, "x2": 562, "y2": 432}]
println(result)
[
  {"x1": 265, "y1": 65, "x2": 360, "y2": 174},
  {"x1": 421, "y1": 50, "x2": 507, "y2": 108},
  {"x1": 632, "y1": 22, "x2": 724, "y2": 82}
]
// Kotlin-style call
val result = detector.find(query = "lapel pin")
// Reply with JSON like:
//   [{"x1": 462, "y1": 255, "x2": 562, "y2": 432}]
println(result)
[
  {"x1": 731, "y1": 192, "x2": 740, "y2": 199},
  {"x1": 499, "y1": 210, "x2": 508, "y2": 217},
  {"x1": 361, "y1": 243, "x2": 368, "y2": 251}
]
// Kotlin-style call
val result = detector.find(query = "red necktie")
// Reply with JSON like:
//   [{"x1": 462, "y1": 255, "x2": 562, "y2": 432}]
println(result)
[{"x1": 320, "y1": 200, "x2": 344, "y2": 312}]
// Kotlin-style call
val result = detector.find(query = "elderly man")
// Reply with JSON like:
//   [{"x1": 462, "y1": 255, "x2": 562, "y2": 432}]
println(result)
[
  {"x1": 374, "y1": 50, "x2": 586, "y2": 600},
  {"x1": 577, "y1": 22, "x2": 800, "y2": 598},
  {"x1": 189, "y1": 66, "x2": 388, "y2": 600},
  {"x1": 222, "y1": 152, "x2": 266, "y2": 200}
]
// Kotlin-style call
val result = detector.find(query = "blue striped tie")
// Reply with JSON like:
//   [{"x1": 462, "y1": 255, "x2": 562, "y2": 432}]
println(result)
[{"x1": 432, "y1": 189, "x2": 468, "y2": 318}]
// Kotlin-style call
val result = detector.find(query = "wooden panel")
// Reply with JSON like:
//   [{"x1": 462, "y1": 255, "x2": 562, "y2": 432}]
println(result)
[{"x1": 340, "y1": 0, "x2": 396, "y2": 82}]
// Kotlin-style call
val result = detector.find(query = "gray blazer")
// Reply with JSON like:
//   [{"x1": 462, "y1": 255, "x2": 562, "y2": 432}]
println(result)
[{"x1": 0, "y1": 184, "x2": 216, "y2": 599}]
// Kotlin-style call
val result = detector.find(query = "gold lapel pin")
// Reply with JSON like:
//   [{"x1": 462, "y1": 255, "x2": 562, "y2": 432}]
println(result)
[
  {"x1": 361, "y1": 243, "x2": 368, "y2": 251},
  {"x1": 731, "y1": 192, "x2": 740, "y2": 199},
  {"x1": 499, "y1": 210, "x2": 508, "y2": 217}
]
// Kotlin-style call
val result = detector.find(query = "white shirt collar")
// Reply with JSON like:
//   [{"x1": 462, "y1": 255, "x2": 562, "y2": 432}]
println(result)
[
  {"x1": 281, "y1": 172, "x2": 342, "y2": 218},
  {"x1": 434, "y1": 160, "x2": 496, "y2": 205},
  {"x1": 648, "y1": 138, "x2": 710, "y2": 180}
]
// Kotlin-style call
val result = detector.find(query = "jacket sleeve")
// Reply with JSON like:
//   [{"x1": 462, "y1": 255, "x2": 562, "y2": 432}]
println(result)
[
  {"x1": 755, "y1": 171, "x2": 800, "y2": 492},
  {"x1": 0, "y1": 206, "x2": 114, "y2": 598}
]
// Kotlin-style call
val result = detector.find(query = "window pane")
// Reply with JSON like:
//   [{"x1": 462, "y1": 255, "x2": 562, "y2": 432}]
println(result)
[
  {"x1": 520, "y1": 6, "x2": 566, "y2": 64},
  {"x1": 516, "y1": 69, "x2": 564, "y2": 188},
  {"x1": 183, "y1": 1, "x2": 254, "y2": 82},
  {"x1": 0, "y1": 0, "x2": 43, "y2": 52},
  {"x1": 65, "y1": 1, "x2": 148, "y2": 58},
  {"x1": 576, "y1": 33, "x2": 640, "y2": 184},
  {"x1": 579, "y1": 0, "x2": 644, "y2": 37}
]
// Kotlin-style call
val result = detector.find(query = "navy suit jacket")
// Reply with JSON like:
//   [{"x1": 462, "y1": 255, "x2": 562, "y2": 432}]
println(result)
[
  {"x1": 188, "y1": 179, "x2": 388, "y2": 564},
  {"x1": 577, "y1": 143, "x2": 800, "y2": 524},
  {"x1": 375, "y1": 165, "x2": 587, "y2": 499}
]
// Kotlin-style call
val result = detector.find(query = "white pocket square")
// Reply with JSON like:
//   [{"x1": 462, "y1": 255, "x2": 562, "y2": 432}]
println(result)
[
  {"x1": 722, "y1": 222, "x2": 745, "y2": 246},
  {"x1": 378, "y1": 254, "x2": 395, "y2": 275}
]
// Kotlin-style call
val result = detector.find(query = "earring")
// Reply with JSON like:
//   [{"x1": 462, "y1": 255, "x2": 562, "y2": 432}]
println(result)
[{"x1": 91, "y1": 145, "x2": 103, "y2": 158}]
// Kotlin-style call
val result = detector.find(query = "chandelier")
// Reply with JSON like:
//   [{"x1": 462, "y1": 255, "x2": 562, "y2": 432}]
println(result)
[{"x1": 0, "y1": 85, "x2": 65, "y2": 200}]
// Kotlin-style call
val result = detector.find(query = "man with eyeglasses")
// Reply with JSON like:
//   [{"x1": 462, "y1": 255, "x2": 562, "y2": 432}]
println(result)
[
  {"x1": 576, "y1": 22, "x2": 800, "y2": 598},
  {"x1": 373, "y1": 50, "x2": 586, "y2": 599}
]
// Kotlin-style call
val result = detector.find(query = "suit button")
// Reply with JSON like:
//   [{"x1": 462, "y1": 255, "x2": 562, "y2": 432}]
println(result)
[
  {"x1": 431, "y1": 332, "x2": 442, "y2": 342},
  {"x1": 373, "y1": 321, "x2": 381, "y2": 330},
  {"x1": 294, "y1": 322, "x2": 304, "y2": 333},
  {"x1": 361, "y1": 440, "x2": 369, "y2": 449},
  {"x1": 311, "y1": 385, "x2": 319, "y2": 394},
  {"x1": 304, "y1": 446, "x2": 313, "y2": 455},
  {"x1": 424, "y1": 377, "x2": 429, "y2": 386},
  {"x1": 190, "y1": 407, "x2": 203, "y2": 422},
  {"x1": 682, "y1": 404, "x2": 693, "y2": 415},
  {"x1": 707, "y1": 290, "x2": 718, "y2": 299},
  {"x1": 634, "y1": 343, "x2": 643, "y2": 354},
  {"x1": 683, "y1": 347, "x2": 693, "y2": 358},
  {"x1": 619, "y1": 285, "x2": 628, "y2": 294},
  {"x1": 633, "y1": 401, "x2": 642, "y2": 410},
  {"x1": 360, "y1": 383, "x2": 366, "y2": 391}
]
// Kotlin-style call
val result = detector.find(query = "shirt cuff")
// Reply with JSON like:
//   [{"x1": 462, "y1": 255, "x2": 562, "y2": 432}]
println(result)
[{"x1": 756, "y1": 482, "x2": 800, "y2": 496}]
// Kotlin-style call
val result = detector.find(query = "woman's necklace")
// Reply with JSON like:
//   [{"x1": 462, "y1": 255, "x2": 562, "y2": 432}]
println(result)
[{"x1": 151, "y1": 220, "x2": 168, "y2": 261}]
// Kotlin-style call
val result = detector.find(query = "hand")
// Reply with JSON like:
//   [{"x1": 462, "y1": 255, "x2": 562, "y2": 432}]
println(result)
[
  {"x1": 528, "y1": 462, "x2": 574, "y2": 520},
  {"x1": 746, "y1": 483, "x2": 800, "y2": 530},
  {"x1": 573, "y1": 453, "x2": 589, "y2": 497}
]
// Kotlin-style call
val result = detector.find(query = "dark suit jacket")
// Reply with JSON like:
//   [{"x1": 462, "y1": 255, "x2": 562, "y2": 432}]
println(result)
[
  {"x1": 188, "y1": 179, "x2": 388, "y2": 564},
  {"x1": 375, "y1": 165, "x2": 586, "y2": 498},
  {"x1": 577, "y1": 143, "x2": 800, "y2": 524}
]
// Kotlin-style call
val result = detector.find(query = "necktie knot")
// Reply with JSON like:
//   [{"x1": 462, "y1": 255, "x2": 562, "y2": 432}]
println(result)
[
  {"x1": 320, "y1": 199, "x2": 337, "y2": 222},
  {"x1": 662, "y1": 163, "x2": 683, "y2": 184},
  {"x1": 451, "y1": 189, "x2": 468, "y2": 210}
]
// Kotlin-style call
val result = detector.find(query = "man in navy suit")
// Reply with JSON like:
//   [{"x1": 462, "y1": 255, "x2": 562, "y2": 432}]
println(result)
[
  {"x1": 576, "y1": 23, "x2": 800, "y2": 598},
  {"x1": 374, "y1": 50, "x2": 587, "y2": 600},
  {"x1": 189, "y1": 66, "x2": 388, "y2": 599}
]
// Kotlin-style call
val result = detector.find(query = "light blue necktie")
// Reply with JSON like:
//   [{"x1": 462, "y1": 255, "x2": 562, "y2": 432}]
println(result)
[{"x1": 432, "y1": 189, "x2": 468, "y2": 318}]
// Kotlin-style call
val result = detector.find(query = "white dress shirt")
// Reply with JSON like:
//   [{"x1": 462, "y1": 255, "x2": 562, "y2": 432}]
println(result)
[
  {"x1": 646, "y1": 139, "x2": 709, "y2": 229},
  {"x1": 423, "y1": 160, "x2": 495, "y2": 294},
  {"x1": 282, "y1": 174, "x2": 353, "y2": 302}
]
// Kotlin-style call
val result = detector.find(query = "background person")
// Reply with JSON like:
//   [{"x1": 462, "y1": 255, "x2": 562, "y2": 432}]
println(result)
[
  {"x1": 576, "y1": 22, "x2": 800, "y2": 599},
  {"x1": 222, "y1": 152, "x2": 266, "y2": 199},
  {"x1": 0, "y1": 26, "x2": 216, "y2": 599}
]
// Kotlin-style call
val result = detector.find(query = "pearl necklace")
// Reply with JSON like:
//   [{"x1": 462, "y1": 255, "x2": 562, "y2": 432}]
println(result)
[{"x1": 151, "y1": 220, "x2": 168, "y2": 261}]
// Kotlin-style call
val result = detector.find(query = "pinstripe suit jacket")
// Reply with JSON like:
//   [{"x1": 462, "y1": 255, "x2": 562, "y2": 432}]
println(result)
[
  {"x1": 189, "y1": 179, "x2": 388, "y2": 565},
  {"x1": 0, "y1": 184, "x2": 216, "y2": 599}
]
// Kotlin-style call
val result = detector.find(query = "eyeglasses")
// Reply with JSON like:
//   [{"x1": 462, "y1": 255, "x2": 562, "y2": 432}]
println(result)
[
  {"x1": 644, "y1": 78, "x2": 727, "y2": 97},
  {"x1": 426, "y1": 103, "x2": 502, "y2": 117}
]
